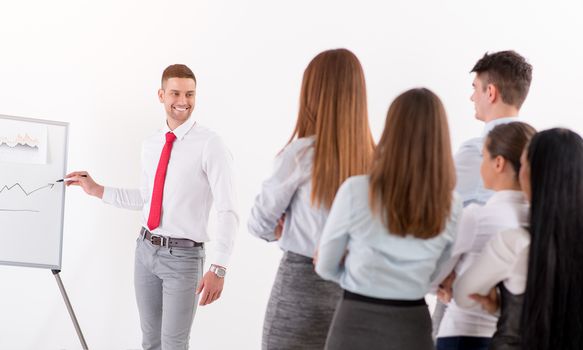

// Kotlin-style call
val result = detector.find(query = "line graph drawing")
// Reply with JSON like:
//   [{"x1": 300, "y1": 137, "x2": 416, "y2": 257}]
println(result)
[
  {"x1": 0, "y1": 183, "x2": 55, "y2": 196},
  {"x1": 0, "y1": 118, "x2": 47, "y2": 164},
  {"x1": 0, "y1": 182, "x2": 55, "y2": 213},
  {"x1": 0, "y1": 134, "x2": 40, "y2": 148}
]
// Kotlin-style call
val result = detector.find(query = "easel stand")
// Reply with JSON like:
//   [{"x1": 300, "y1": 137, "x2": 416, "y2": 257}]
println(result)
[{"x1": 51, "y1": 269, "x2": 89, "y2": 350}]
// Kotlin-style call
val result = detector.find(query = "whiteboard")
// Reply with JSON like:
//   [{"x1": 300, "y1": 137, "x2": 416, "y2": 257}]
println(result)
[{"x1": 0, "y1": 114, "x2": 68, "y2": 269}]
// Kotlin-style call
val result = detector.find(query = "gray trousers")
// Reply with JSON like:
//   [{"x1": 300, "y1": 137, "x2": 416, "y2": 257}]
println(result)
[
  {"x1": 432, "y1": 300, "x2": 447, "y2": 341},
  {"x1": 134, "y1": 234, "x2": 205, "y2": 350}
]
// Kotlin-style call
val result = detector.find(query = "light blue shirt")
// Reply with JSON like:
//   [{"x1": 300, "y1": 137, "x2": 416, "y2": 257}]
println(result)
[
  {"x1": 316, "y1": 175, "x2": 463, "y2": 300},
  {"x1": 248, "y1": 136, "x2": 328, "y2": 258},
  {"x1": 455, "y1": 117, "x2": 519, "y2": 206}
]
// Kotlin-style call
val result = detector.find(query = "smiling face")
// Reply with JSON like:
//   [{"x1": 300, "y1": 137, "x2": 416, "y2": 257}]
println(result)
[{"x1": 158, "y1": 77, "x2": 196, "y2": 129}]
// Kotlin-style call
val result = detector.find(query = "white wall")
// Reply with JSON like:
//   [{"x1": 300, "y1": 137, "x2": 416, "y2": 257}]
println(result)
[{"x1": 1, "y1": 1, "x2": 582, "y2": 349}]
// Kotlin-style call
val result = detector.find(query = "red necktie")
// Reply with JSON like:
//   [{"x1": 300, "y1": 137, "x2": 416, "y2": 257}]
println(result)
[{"x1": 147, "y1": 132, "x2": 177, "y2": 231}]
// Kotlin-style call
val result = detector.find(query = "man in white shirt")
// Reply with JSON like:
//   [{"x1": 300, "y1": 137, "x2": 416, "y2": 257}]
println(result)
[
  {"x1": 454, "y1": 50, "x2": 533, "y2": 206},
  {"x1": 432, "y1": 51, "x2": 533, "y2": 343},
  {"x1": 66, "y1": 64, "x2": 238, "y2": 350}
]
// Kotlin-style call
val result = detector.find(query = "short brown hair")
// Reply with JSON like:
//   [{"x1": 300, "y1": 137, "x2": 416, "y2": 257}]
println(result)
[
  {"x1": 288, "y1": 48, "x2": 375, "y2": 209},
  {"x1": 161, "y1": 64, "x2": 196, "y2": 88},
  {"x1": 471, "y1": 51, "x2": 532, "y2": 109},
  {"x1": 369, "y1": 88, "x2": 455, "y2": 239},
  {"x1": 485, "y1": 122, "x2": 536, "y2": 177}
]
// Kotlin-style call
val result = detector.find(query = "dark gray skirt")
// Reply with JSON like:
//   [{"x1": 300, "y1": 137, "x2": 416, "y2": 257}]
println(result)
[
  {"x1": 262, "y1": 251, "x2": 343, "y2": 350},
  {"x1": 325, "y1": 292, "x2": 435, "y2": 350}
]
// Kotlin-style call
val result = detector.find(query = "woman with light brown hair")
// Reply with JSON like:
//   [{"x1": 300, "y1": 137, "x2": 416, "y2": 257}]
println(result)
[
  {"x1": 316, "y1": 88, "x2": 462, "y2": 350},
  {"x1": 248, "y1": 48, "x2": 375, "y2": 349}
]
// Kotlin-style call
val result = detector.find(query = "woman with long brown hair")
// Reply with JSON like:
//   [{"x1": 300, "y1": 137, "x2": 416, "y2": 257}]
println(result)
[
  {"x1": 316, "y1": 88, "x2": 461, "y2": 350},
  {"x1": 248, "y1": 48, "x2": 375, "y2": 349}
]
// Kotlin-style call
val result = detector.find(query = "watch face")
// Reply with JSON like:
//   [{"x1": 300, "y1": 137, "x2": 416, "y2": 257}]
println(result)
[{"x1": 212, "y1": 266, "x2": 226, "y2": 278}]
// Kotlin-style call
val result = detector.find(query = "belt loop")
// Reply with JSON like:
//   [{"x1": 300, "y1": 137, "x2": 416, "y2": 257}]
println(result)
[
  {"x1": 140, "y1": 227, "x2": 147, "y2": 240},
  {"x1": 164, "y1": 236, "x2": 170, "y2": 249}
]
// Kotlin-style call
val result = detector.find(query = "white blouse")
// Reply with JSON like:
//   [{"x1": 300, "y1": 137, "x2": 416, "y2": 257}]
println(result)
[
  {"x1": 247, "y1": 136, "x2": 329, "y2": 258},
  {"x1": 316, "y1": 175, "x2": 463, "y2": 300},
  {"x1": 437, "y1": 190, "x2": 529, "y2": 338},
  {"x1": 454, "y1": 227, "x2": 530, "y2": 309}
]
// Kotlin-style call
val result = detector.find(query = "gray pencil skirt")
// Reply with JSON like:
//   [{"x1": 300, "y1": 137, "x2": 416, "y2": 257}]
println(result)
[
  {"x1": 325, "y1": 292, "x2": 434, "y2": 350},
  {"x1": 262, "y1": 251, "x2": 343, "y2": 350}
]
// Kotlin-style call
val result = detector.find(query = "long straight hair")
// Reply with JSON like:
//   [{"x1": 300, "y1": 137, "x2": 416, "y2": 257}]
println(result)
[
  {"x1": 521, "y1": 128, "x2": 583, "y2": 350},
  {"x1": 287, "y1": 48, "x2": 375, "y2": 209},
  {"x1": 369, "y1": 88, "x2": 455, "y2": 238}
]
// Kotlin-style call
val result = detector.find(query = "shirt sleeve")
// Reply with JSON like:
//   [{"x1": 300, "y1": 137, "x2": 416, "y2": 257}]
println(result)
[
  {"x1": 454, "y1": 138, "x2": 483, "y2": 206},
  {"x1": 202, "y1": 135, "x2": 239, "y2": 268},
  {"x1": 453, "y1": 229, "x2": 519, "y2": 308},
  {"x1": 429, "y1": 196, "x2": 463, "y2": 289},
  {"x1": 315, "y1": 179, "x2": 352, "y2": 284},
  {"x1": 102, "y1": 187, "x2": 145, "y2": 210},
  {"x1": 247, "y1": 141, "x2": 310, "y2": 242},
  {"x1": 429, "y1": 203, "x2": 478, "y2": 289}
]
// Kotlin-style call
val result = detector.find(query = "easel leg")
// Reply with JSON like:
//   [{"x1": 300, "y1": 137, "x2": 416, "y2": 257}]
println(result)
[{"x1": 52, "y1": 269, "x2": 89, "y2": 350}]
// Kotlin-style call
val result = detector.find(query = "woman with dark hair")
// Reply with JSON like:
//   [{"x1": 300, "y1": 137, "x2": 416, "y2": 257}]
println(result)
[
  {"x1": 435, "y1": 122, "x2": 535, "y2": 350},
  {"x1": 454, "y1": 128, "x2": 583, "y2": 350},
  {"x1": 316, "y1": 88, "x2": 461, "y2": 350},
  {"x1": 247, "y1": 48, "x2": 375, "y2": 349}
]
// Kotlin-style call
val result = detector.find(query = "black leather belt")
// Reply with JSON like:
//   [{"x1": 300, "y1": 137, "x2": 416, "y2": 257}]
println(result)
[
  {"x1": 344, "y1": 290, "x2": 426, "y2": 307},
  {"x1": 140, "y1": 227, "x2": 203, "y2": 248}
]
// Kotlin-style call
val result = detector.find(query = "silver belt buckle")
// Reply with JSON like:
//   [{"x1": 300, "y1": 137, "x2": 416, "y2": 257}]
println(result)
[{"x1": 150, "y1": 234, "x2": 167, "y2": 247}]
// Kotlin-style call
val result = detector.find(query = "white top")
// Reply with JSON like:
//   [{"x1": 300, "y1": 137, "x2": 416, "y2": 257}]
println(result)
[
  {"x1": 455, "y1": 117, "x2": 519, "y2": 206},
  {"x1": 454, "y1": 227, "x2": 530, "y2": 309},
  {"x1": 247, "y1": 136, "x2": 329, "y2": 258},
  {"x1": 436, "y1": 191, "x2": 529, "y2": 338},
  {"x1": 102, "y1": 116, "x2": 239, "y2": 267},
  {"x1": 316, "y1": 175, "x2": 463, "y2": 300}
]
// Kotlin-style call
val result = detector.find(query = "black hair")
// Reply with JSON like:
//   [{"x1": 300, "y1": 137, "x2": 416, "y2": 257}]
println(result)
[{"x1": 521, "y1": 128, "x2": 583, "y2": 350}]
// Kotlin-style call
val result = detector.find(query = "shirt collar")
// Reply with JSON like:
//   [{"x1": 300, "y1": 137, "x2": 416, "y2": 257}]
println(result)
[
  {"x1": 161, "y1": 117, "x2": 196, "y2": 141},
  {"x1": 481, "y1": 116, "x2": 520, "y2": 137},
  {"x1": 487, "y1": 190, "x2": 528, "y2": 205}
]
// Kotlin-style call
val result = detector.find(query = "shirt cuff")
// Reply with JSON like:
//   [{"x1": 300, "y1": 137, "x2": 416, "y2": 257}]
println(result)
[
  {"x1": 101, "y1": 186, "x2": 116, "y2": 205},
  {"x1": 211, "y1": 251, "x2": 231, "y2": 269}
]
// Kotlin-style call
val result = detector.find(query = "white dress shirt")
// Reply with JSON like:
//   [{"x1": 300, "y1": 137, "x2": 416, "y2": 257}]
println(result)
[
  {"x1": 436, "y1": 191, "x2": 529, "y2": 338},
  {"x1": 102, "y1": 116, "x2": 239, "y2": 267},
  {"x1": 454, "y1": 227, "x2": 530, "y2": 308},
  {"x1": 316, "y1": 175, "x2": 463, "y2": 300},
  {"x1": 455, "y1": 117, "x2": 519, "y2": 206},
  {"x1": 248, "y1": 136, "x2": 329, "y2": 258}
]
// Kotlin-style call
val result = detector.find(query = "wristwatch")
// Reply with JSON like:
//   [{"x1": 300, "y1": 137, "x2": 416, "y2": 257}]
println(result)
[{"x1": 209, "y1": 264, "x2": 227, "y2": 278}]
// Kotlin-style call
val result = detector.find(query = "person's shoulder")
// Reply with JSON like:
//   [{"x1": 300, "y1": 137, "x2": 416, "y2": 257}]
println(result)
[
  {"x1": 281, "y1": 136, "x2": 315, "y2": 155},
  {"x1": 457, "y1": 136, "x2": 483, "y2": 152},
  {"x1": 343, "y1": 174, "x2": 369, "y2": 189},
  {"x1": 189, "y1": 124, "x2": 230, "y2": 150},
  {"x1": 190, "y1": 123, "x2": 219, "y2": 139},
  {"x1": 275, "y1": 136, "x2": 315, "y2": 164},
  {"x1": 337, "y1": 175, "x2": 369, "y2": 201}
]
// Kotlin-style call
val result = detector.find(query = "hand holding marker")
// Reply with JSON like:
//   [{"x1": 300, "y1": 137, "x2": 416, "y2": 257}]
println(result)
[
  {"x1": 61, "y1": 171, "x2": 105, "y2": 199},
  {"x1": 56, "y1": 175, "x2": 87, "y2": 183}
]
